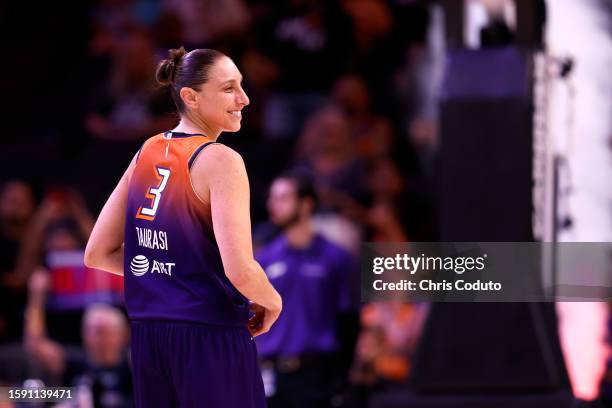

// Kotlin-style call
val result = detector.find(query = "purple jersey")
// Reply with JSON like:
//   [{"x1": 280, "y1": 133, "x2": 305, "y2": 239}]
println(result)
[
  {"x1": 255, "y1": 234, "x2": 354, "y2": 357},
  {"x1": 124, "y1": 133, "x2": 249, "y2": 326}
]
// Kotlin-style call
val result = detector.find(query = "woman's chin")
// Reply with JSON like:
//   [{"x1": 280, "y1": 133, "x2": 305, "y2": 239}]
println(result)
[{"x1": 224, "y1": 123, "x2": 242, "y2": 133}]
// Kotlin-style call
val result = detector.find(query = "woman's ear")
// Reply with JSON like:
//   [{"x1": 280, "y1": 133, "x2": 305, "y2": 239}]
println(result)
[{"x1": 179, "y1": 87, "x2": 199, "y2": 110}]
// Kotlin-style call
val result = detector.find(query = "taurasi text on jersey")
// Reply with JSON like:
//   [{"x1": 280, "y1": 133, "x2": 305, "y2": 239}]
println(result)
[{"x1": 135, "y1": 227, "x2": 169, "y2": 251}]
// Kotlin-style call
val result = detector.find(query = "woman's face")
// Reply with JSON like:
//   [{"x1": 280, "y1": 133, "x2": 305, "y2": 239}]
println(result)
[{"x1": 191, "y1": 56, "x2": 250, "y2": 134}]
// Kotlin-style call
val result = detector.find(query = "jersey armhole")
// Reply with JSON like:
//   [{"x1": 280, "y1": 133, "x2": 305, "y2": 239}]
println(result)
[
  {"x1": 188, "y1": 141, "x2": 219, "y2": 169},
  {"x1": 135, "y1": 145, "x2": 144, "y2": 163},
  {"x1": 187, "y1": 141, "x2": 220, "y2": 205}
]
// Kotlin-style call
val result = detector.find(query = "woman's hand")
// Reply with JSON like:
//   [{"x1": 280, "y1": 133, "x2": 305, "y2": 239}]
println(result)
[
  {"x1": 247, "y1": 302, "x2": 265, "y2": 336},
  {"x1": 247, "y1": 301, "x2": 281, "y2": 338}
]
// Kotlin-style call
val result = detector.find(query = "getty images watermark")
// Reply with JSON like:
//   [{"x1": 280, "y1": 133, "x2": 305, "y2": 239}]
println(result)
[
  {"x1": 372, "y1": 252, "x2": 500, "y2": 292},
  {"x1": 361, "y1": 242, "x2": 612, "y2": 302}
]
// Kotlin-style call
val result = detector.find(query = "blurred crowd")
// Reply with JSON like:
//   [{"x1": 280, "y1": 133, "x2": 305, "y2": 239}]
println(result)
[{"x1": 0, "y1": 0, "x2": 610, "y2": 407}]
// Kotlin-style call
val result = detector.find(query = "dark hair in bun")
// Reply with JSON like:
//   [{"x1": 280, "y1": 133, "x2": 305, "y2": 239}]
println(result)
[
  {"x1": 156, "y1": 47, "x2": 186, "y2": 86},
  {"x1": 155, "y1": 46, "x2": 226, "y2": 114}
]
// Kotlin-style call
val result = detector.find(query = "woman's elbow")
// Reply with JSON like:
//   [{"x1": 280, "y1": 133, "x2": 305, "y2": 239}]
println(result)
[
  {"x1": 226, "y1": 268, "x2": 250, "y2": 289},
  {"x1": 84, "y1": 242, "x2": 101, "y2": 269}
]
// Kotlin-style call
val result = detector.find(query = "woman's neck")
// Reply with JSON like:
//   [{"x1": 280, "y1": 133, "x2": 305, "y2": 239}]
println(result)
[{"x1": 172, "y1": 115, "x2": 220, "y2": 140}]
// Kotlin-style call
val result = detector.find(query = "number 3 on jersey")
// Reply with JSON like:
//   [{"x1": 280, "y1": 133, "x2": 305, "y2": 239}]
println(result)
[{"x1": 136, "y1": 166, "x2": 171, "y2": 221}]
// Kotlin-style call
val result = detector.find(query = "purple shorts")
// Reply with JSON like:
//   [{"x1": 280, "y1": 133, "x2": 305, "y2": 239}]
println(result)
[{"x1": 130, "y1": 320, "x2": 266, "y2": 408}]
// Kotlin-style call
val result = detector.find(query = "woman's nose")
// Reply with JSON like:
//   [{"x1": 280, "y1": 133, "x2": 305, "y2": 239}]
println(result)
[{"x1": 238, "y1": 88, "x2": 250, "y2": 107}]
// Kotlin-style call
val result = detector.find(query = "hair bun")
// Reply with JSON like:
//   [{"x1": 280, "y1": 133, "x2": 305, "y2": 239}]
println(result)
[{"x1": 156, "y1": 46, "x2": 187, "y2": 86}]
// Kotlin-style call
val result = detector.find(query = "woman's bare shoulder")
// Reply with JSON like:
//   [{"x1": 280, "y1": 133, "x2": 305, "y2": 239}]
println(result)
[{"x1": 190, "y1": 143, "x2": 247, "y2": 184}]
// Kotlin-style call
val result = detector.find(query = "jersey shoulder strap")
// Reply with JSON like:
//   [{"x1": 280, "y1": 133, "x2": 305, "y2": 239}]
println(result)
[{"x1": 188, "y1": 142, "x2": 221, "y2": 170}]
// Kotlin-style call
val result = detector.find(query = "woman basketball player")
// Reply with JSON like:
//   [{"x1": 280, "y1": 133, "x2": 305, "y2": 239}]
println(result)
[{"x1": 85, "y1": 47, "x2": 281, "y2": 407}]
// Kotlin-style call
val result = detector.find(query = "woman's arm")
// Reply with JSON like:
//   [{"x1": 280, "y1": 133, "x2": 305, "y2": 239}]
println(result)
[
  {"x1": 191, "y1": 144, "x2": 282, "y2": 336},
  {"x1": 84, "y1": 155, "x2": 137, "y2": 275}
]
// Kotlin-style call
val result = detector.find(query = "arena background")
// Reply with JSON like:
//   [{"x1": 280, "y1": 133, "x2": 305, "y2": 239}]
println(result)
[{"x1": 0, "y1": 0, "x2": 610, "y2": 407}]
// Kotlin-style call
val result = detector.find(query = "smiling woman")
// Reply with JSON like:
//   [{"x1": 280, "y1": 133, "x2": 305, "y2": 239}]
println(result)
[
  {"x1": 156, "y1": 47, "x2": 249, "y2": 135},
  {"x1": 84, "y1": 47, "x2": 282, "y2": 408}
]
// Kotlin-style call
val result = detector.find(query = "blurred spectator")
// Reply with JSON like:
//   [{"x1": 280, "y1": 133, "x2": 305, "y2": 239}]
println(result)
[
  {"x1": 349, "y1": 302, "x2": 427, "y2": 405},
  {"x1": 152, "y1": 10, "x2": 185, "y2": 53},
  {"x1": 24, "y1": 269, "x2": 132, "y2": 407},
  {"x1": 367, "y1": 159, "x2": 404, "y2": 204},
  {"x1": 367, "y1": 200, "x2": 408, "y2": 242},
  {"x1": 408, "y1": 117, "x2": 438, "y2": 154},
  {"x1": 311, "y1": 159, "x2": 410, "y2": 250},
  {"x1": 344, "y1": 159, "x2": 427, "y2": 405},
  {"x1": 14, "y1": 188, "x2": 95, "y2": 344},
  {"x1": 88, "y1": 0, "x2": 156, "y2": 78},
  {"x1": 332, "y1": 74, "x2": 394, "y2": 164},
  {"x1": 238, "y1": 45, "x2": 282, "y2": 139},
  {"x1": 84, "y1": 28, "x2": 175, "y2": 141},
  {"x1": 0, "y1": 181, "x2": 35, "y2": 285},
  {"x1": 241, "y1": 46, "x2": 281, "y2": 93},
  {"x1": 340, "y1": 0, "x2": 392, "y2": 58},
  {"x1": 15, "y1": 188, "x2": 93, "y2": 281},
  {"x1": 295, "y1": 107, "x2": 368, "y2": 211},
  {"x1": 252, "y1": 0, "x2": 354, "y2": 139},
  {"x1": 0, "y1": 180, "x2": 35, "y2": 343},
  {"x1": 90, "y1": 0, "x2": 138, "y2": 57},
  {"x1": 255, "y1": 171, "x2": 359, "y2": 408},
  {"x1": 365, "y1": 159, "x2": 410, "y2": 242},
  {"x1": 341, "y1": 0, "x2": 427, "y2": 118},
  {"x1": 254, "y1": 0, "x2": 353, "y2": 93},
  {"x1": 304, "y1": 156, "x2": 411, "y2": 245},
  {"x1": 162, "y1": 0, "x2": 250, "y2": 47}
]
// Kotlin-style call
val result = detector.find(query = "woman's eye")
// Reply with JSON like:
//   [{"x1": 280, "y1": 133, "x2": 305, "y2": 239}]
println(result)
[{"x1": 225, "y1": 87, "x2": 233, "y2": 92}]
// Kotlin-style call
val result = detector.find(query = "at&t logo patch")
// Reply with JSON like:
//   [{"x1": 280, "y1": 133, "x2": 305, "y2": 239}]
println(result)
[{"x1": 130, "y1": 255, "x2": 149, "y2": 276}]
